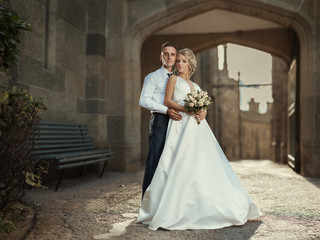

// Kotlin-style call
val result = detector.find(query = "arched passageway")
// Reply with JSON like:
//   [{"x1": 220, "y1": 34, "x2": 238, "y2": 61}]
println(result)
[{"x1": 121, "y1": 1, "x2": 317, "y2": 176}]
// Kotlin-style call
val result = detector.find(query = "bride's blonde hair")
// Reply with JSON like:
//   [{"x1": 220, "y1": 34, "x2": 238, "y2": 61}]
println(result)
[{"x1": 176, "y1": 48, "x2": 197, "y2": 77}]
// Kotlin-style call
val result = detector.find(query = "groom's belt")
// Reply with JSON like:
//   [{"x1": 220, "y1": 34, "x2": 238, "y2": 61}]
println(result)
[{"x1": 152, "y1": 112, "x2": 167, "y2": 116}]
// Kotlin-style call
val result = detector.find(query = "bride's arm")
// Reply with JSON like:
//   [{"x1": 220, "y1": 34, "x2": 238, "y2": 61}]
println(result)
[{"x1": 164, "y1": 76, "x2": 186, "y2": 112}]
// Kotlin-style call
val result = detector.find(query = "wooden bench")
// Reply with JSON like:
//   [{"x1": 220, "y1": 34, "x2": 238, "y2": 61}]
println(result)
[{"x1": 33, "y1": 121, "x2": 115, "y2": 191}]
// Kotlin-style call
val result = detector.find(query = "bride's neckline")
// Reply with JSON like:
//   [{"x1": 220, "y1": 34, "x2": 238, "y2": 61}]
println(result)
[{"x1": 178, "y1": 76, "x2": 195, "y2": 92}]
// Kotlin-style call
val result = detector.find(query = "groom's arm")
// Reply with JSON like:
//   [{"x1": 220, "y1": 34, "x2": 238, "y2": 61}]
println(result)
[
  {"x1": 139, "y1": 74, "x2": 168, "y2": 114},
  {"x1": 167, "y1": 108, "x2": 182, "y2": 121}
]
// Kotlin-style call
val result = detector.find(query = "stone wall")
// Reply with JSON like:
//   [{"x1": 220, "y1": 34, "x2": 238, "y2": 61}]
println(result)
[
  {"x1": 1, "y1": 0, "x2": 124, "y2": 172},
  {"x1": 1, "y1": 0, "x2": 319, "y2": 176}
]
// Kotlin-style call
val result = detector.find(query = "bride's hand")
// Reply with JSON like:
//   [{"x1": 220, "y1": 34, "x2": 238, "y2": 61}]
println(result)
[{"x1": 195, "y1": 109, "x2": 207, "y2": 122}]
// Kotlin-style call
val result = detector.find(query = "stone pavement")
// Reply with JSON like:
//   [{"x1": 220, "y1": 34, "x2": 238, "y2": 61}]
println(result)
[{"x1": 22, "y1": 160, "x2": 320, "y2": 240}]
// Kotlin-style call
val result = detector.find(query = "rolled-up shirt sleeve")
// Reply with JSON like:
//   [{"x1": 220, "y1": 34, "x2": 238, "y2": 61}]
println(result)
[{"x1": 139, "y1": 74, "x2": 168, "y2": 114}]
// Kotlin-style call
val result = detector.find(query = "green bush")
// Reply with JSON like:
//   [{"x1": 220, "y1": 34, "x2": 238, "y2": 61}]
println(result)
[
  {"x1": 0, "y1": 86, "x2": 47, "y2": 213},
  {"x1": 0, "y1": 3, "x2": 31, "y2": 76}
]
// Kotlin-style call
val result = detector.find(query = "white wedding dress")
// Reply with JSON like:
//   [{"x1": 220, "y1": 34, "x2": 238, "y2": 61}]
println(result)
[{"x1": 137, "y1": 76, "x2": 261, "y2": 230}]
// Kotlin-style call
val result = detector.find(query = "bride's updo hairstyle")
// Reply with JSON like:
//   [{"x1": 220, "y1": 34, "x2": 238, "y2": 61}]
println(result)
[{"x1": 177, "y1": 48, "x2": 197, "y2": 77}]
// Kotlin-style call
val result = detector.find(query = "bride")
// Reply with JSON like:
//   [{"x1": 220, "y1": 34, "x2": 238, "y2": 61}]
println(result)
[{"x1": 136, "y1": 48, "x2": 261, "y2": 230}]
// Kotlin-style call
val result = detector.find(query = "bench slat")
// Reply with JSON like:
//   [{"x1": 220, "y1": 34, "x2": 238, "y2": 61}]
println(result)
[
  {"x1": 40, "y1": 149, "x2": 112, "y2": 160},
  {"x1": 37, "y1": 146, "x2": 94, "y2": 155},
  {"x1": 37, "y1": 142, "x2": 93, "y2": 150},
  {"x1": 36, "y1": 135, "x2": 90, "y2": 140},
  {"x1": 34, "y1": 139, "x2": 91, "y2": 144},
  {"x1": 35, "y1": 130, "x2": 89, "y2": 135},
  {"x1": 39, "y1": 121, "x2": 87, "y2": 127},
  {"x1": 57, "y1": 157, "x2": 114, "y2": 170},
  {"x1": 37, "y1": 125, "x2": 88, "y2": 131},
  {"x1": 58, "y1": 152, "x2": 115, "y2": 163}
]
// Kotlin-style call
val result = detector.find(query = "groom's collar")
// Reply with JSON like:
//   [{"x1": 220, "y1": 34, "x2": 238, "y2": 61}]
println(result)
[{"x1": 161, "y1": 65, "x2": 172, "y2": 75}]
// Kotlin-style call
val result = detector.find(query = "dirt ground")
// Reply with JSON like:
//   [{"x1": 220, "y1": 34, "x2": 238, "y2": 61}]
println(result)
[{"x1": 18, "y1": 160, "x2": 320, "y2": 240}]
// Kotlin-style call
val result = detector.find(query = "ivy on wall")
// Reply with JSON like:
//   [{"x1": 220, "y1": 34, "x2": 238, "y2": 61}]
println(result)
[{"x1": 0, "y1": 1, "x2": 31, "y2": 77}]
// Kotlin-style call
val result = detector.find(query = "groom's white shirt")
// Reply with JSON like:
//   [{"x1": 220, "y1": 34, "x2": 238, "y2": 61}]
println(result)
[{"x1": 139, "y1": 66, "x2": 171, "y2": 114}]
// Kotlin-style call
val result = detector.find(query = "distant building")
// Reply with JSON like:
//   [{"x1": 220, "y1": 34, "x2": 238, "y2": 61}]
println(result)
[
  {"x1": 241, "y1": 99, "x2": 272, "y2": 159},
  {"x1": 195, "y1": 45, "x2": 272, "y2": 160}
]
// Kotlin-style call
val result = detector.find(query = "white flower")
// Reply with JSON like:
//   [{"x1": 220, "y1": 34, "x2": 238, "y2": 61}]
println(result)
[
  {"x1": 199, "y1": 102, "x2": 204, "y2": 107},
  {"x1": 189, "y1": 102, "x2": 194, "y2": 107}
]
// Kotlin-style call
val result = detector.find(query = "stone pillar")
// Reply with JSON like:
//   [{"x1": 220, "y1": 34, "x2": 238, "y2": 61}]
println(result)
[
  {"x1": 106, "y1": 0, "x2": 141, "y2": 172},
  {"x1": 271, "y1": 56, "x2": 288, "y2": 163},
  {"x1": 194, "y1": 48, "x2": 219, "y2": 131},
  {"x1": 85, "y1": 0, "x2": 108, "y2": 150}
]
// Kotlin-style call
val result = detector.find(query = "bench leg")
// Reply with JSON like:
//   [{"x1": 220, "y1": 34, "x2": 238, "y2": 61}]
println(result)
[
  {"x1": 79, "y1": 166, "x2": 84, "y2": 177},
  {"x1": 99, "y1": 161, "x2": 109, "y2": 178},
  {"x1": 55, "y1": 170, "x2": 64, "y2": 192}
]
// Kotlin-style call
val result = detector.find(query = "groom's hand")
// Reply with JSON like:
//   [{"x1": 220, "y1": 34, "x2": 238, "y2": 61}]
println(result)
[{"x1": 167, "y1": 108, "x2": 182, "y2": 121}]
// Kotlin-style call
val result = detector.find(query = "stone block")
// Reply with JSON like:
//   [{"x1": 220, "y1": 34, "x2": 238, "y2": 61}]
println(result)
[
  {"x1": 300, "y1": 96, "x2": 314, "y2": 139},
  {"x1": 18, "y1": 54, "x2": 66, "y2": 93},
  {"x1": 124, "y1": 114, "x2": 141, "y2": 144},
  {"x1": 28, "y1": 86, "x2": 62, "y2": 112},
  {"x1": 55, "y1": 18, "x2": 86, "y2": 76},
  {"x1": 124, "y1": 59, "x2": 141, "y2": 118},
  {"x1": 85, "y1": 99, "x2": 105, "y2": 114},
  {"x1": 87, "y1": 0, "x2": 106, "y2": 35},
  {"x1": 61, "y1": 95, "x2": 77, "y2": 113},
  {"x1": 314, "y1": 72, "x2": 320, "y2": 96},
  {"x1": 8, "y1": 81, "x2": 30, "y2": 91},
  {"x1": 87, "y1": 114, "x2": 107, "y2": 146},
  {"x1": 57, "y1": 0, "x2": 86, "y2": 31},
  {"x1": 300, "y1": 139, "x2": 320, "y2": 177},
  {"x1": 86, "y1": 56, "x2": 108, "y2": 79},
  {"x1": 65, "y1": 70, "x2": 85, "y2": 98},
  {"x1": 315, "y1": 113, "x2": 320, "y2": 137},
  {"x1": 62, "y1": 112, "x2": 88, "y2": 124},
  {"x1": 85, "y1": 76, "x2": 105, "y2": 99},
  {"x1": 12, "y1": 0, "x2": 46, "y2": 61},
  {"x1": 77, "y1": 98, "x2": 86, "y2": 114},
  {"x1": 40, "y1": 109, "x2": 88, "y2": 125},
  {"x1": 107, "y1": 116, "x2": 124, "y2": 142},
  {"x1": 86, "y1": 33, "x2": 106, "y2": 57},
  {"x1": 105, "y1": 60, "x2": 125, "y2": 115}
]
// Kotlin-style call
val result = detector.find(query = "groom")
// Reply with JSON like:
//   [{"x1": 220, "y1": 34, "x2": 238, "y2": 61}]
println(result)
[
  {"x1": 139, "y1": 42, "x2": 207, "y2": 197},
  {"x1": 139, "y1": 42, "x2": 182, "y2": 197}
]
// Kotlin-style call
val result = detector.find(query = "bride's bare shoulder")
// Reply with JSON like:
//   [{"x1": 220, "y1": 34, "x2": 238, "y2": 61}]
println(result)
[{"x1": 168, "y1": 75, "x2": 178, "y2": 82}]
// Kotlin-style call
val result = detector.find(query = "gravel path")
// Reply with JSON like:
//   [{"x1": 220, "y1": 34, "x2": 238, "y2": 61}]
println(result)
[{"x1": 23, "y1": 160, "x2": 320, "y2": 240}]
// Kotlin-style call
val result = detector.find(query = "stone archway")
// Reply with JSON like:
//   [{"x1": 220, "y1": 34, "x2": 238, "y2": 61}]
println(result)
[{"x1": 121, "y1": 0, "x2": 317, "y2": 176}]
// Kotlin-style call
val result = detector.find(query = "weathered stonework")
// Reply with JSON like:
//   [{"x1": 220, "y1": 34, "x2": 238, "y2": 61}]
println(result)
[
  {"x1": 195, "y1": 48, "x2": 271, "y2": 161},
  {"x1": 271, "y1": 56, "x2": 288, "y2": 164},
  {"x1": 1, "y1": 0, "x2": 319, "y2": 177}
]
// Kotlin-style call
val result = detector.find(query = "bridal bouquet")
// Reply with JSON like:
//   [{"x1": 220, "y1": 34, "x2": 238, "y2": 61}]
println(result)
[{"x1": 184, "y1": 89, "x2": 212, "y2": 124}]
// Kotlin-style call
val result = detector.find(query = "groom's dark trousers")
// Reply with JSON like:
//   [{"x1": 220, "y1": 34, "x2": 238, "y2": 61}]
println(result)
[{"x1": 142, "y1": 112, "x2": 169, "y2": 197}]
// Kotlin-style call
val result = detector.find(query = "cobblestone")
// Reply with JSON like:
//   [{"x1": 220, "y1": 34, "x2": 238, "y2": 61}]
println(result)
[{"x1": 23, "y1": 160, "x2": 320, "y2": 240}]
